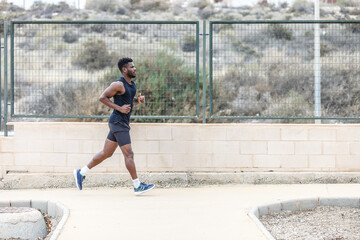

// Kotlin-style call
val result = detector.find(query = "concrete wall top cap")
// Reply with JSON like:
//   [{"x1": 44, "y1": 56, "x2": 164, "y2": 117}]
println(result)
[{"x1": 8, "y1": 122, "x2": 360, "y2": 127}]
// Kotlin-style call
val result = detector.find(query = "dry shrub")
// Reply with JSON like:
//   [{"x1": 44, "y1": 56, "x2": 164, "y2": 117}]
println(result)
[
  {"x1": 268, "y1": 24, "x2": 292, "y2": 40},
  {"x1": 321, "y1": 52, "x2": 360, "y2": 117},
  {"x1": 189, "y1": 0, "x2": 212, "y2": 10},
  {"x1": 263, "y1": 90, "x2": 313, "y2": 118},
  {"x1": 213, "y1": 44, "x2": 360, "y2": 119},
  {"x1": 212, "y1": 48, "x2": 314, "y2": 117},
  {"x1": 85, "y1": 0, "x2": 118, "y2": 12},
  {"x1": 337, "y1": 0, "x2": 360, "y2": 7},
  {"x1": 141, "y1": 0, "x2": 169, "y2": 12},
  {"x1": 29, "y1": 79, "x2": 109, "y2": 117},
  {"x1": 62, "y1": 31, "x2": 79, "y2": 43},
  {"x1": 290, "y1": 0, "x2": 313, "y2": 14},
  {"x1": 72, "y1": 38, "x2": 113, "y2": 71}
]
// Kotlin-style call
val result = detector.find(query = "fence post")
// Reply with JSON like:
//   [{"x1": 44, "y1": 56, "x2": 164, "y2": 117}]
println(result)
[
  {"x1": 0, "y1": 22, "x2": 2, "y2": 133},
  {"x1": 209, "y1": 21, "x2": 213, "y2": 119},
  {"x1": 4, "y1": 21, "x2": 8, "y2": 136},
  {"x1": 314, "y1": 0, "x2": 321, "y2": 123},
  {"x1": 196, "y1": 21, "x2": 200, "y2": 120},
  {"x1": 202, "y1": 20, "x2": 207, "y2": 123}
]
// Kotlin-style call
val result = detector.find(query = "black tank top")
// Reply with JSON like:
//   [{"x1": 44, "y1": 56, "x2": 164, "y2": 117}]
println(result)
[{"x1": 108, "y1": 77, "x2": 137, "y2": 126}]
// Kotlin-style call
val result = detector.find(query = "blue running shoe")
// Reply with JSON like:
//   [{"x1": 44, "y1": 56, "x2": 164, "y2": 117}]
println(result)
[
  {"x1": 73, "y1": 169, "x2": 85, "y2": 190},
  {"x1": 134, "y1": 182, "x2": 155, "y2": 195}
]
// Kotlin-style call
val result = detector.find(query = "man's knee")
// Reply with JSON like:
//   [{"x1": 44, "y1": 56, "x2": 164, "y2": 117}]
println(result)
[
  {"x1": 101, "y1": 150, "x2": 113, "y2": 159},
  {"x1": 123, "y1": 149, "x2": 134, "y2": 160},
  {"x1": 121, "y1": 144, "x2": 134, "y2": 158}
]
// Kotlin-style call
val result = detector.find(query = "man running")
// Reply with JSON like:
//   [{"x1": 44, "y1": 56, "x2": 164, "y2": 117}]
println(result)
[{"x1": 73, "y1": 57, "x2": 155, "y2": 195}]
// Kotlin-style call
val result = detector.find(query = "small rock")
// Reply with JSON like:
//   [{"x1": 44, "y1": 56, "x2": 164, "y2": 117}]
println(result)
[{"x1": 0, "y1": 207, "x2": 47, "y2": 240}]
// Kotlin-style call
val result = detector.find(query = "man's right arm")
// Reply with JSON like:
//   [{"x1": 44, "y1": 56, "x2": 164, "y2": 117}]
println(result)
[{"x1": 99, "y1": 82, "x2": 131, "y2": 114}]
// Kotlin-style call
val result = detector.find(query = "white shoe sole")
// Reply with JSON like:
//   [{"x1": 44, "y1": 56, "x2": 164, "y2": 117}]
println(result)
[
  {"x1": 134, "y1": 185, "x2": 155, "y2": 195},
  {"x1": 73, "y1": 169, "x2": 81, "y2": 190}
]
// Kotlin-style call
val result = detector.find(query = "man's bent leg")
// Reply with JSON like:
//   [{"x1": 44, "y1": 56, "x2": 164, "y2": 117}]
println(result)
[
  {"x1": 120, "y1": 143, "x2": 155, "y2": 195},
  {"x1": 87, "y1": 139, "x2": 118, "y2": 169},
  {"x1": 120, "y1": 143, "x2": 138, "y2": 180},
  {"x1": 74, "y1": 139, "x2": 118, "y2": 190}
]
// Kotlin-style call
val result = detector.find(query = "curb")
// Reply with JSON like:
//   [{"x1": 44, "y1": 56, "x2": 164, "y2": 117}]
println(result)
[
  {"x1": 1, "y1": 172, "x2": 360, "y2": 189},
  {"x1": 0, "y1": 199, "x2": 69, "y2": 240},
  {"x1": 248, "y1": 197, "x2": 360, "y2": 240}
]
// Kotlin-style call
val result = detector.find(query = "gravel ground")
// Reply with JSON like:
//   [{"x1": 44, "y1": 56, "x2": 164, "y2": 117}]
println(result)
[
  {"x1": 1, "y1": 214, "x2": 60, "y2": 240},
  {"x1": 260, "y1": 206, "x2": 360, "y2": 240}
]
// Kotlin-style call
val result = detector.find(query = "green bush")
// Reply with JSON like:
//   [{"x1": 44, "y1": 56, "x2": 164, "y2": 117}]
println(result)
[
  {"x1": 182, "y1": 35, "x2": 196, "y2": 52},
  {"x1": 98, "y1": 51, "x2": 198, "y2": 119},
  {"x1": 268, "y1": 24, "x2": 292, "y2": 40},
  {"x1": 72, "y1": 38, "x2": 113, "y2": 70},
  {"x1": 43, "y1": 52, "x2": 196, "y2": 121}
]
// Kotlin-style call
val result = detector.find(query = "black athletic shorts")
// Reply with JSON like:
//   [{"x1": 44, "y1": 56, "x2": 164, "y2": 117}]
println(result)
[{"x1": 107, "y1": 122, "x2": 131, "y2": 147}]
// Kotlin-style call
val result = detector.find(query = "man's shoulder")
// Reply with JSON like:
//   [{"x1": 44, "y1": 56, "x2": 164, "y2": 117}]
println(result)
[
  {"x1": 111, "y1": 80, "x2": 124, "y2": 87},
  {"x1": 109, "y1": 81, "x2": 125, "y2": 93}
]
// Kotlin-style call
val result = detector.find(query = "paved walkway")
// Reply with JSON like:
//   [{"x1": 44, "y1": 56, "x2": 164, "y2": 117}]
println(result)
[{"x1": 1, "y1": 184, "x2": 360, "y2": 240}]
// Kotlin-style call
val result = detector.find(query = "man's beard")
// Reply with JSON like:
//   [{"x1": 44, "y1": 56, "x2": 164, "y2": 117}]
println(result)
[{"x1": 127, "y1": 72, "x2": 136, "y2": 79}]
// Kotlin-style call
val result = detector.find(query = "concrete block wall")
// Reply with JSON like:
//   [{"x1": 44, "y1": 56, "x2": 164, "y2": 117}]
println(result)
[{"x1": 1, "y1": 122, "x2": 360, "y2": 178}]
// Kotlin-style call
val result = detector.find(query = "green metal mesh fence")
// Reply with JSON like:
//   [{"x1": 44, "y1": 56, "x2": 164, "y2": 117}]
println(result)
[
  {"x1": 210, "y1": 21, "x2": 360, "y2": 120},
  {"x1": 11, "y1": 21, "x2": 199, "y2": 119}
]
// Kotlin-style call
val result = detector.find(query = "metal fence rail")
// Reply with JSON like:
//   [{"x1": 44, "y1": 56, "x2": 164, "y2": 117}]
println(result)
[
  {"x1": 10, "y1": 21, "x2": 199, "y2": 120},
  {"x1": 209, "y1": 20, "x2": 360, "y2": 120}
]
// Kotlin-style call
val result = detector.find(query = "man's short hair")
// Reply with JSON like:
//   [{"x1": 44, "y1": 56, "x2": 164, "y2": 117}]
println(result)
[{"x1": 118, "y1": 57, "x2": 133, "y2": 73}]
